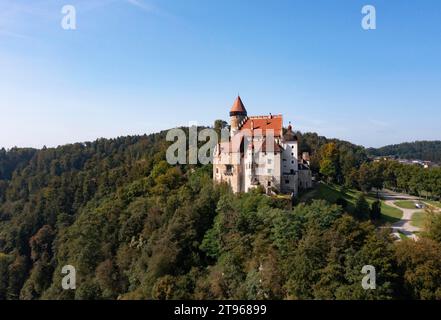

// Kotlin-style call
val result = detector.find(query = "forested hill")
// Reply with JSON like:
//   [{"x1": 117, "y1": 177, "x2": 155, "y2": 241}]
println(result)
[
  {"x1": 367, "y1": 141, "x2": 441, "y2": 163},
  {"x1": 0, "y1": 148, "x2": 37, "y2": 180},
  {"x1": 1, "y1": 130, "x2": 441, "y2": 300}
]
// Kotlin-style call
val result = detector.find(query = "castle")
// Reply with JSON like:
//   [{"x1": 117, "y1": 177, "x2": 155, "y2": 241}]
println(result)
[{"x1": 213, "y1": 96, "x2": 312, "y2": 195}]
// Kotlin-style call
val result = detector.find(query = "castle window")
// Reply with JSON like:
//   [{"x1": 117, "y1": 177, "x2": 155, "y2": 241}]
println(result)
[
  {"x1": 290, "y1": 169, "x2": 294, "y2": 174},
  {"x1": 292, "y1": 153, "x2": 294, "y2": 156},
  {"x1": 267, "y1": 169, "x2": 272, "y2": 174},
  {"x1": 267, "y1": 159, "x2": 272, "y2": 164},
  {"x1": 285, "y1": 180, "x2": 290, "y2": 184},
  {"x1": 216, "y1": 168, "x2": 219, "y2": 174},
  {"x1": 291, "y1": 160, "x2": 294, "y2": 164},
  {"x1": 267, "y1": 181, "x2": 271, "y2": 187}
]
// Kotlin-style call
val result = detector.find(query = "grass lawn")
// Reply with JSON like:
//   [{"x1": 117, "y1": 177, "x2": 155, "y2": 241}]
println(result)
[
  {"x1": 397, "y1": 230, "x2": 408, "y2": 240},
  {"x1": 309, "y1": 183, "x2": 403, "y2": 224},
  {"x1": 380, "y1": 203, "x2": 403, "y2": 224},
  {"x1": 411, "y1": 211, "x2": 427, "y2": 228},
  {"x1": 314, "y1": 183, "x2": 352, "y2": 204},
  {"x1": 424, "y1": 200, "x2": 441, "y2": 209},
  {"x1": 394, "y1": 200, "x2": 416, "y2": 209}
]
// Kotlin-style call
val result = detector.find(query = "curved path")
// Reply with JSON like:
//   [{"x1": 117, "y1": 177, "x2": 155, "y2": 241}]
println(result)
[
  {"x1": 385, "y1": 200, "x2": 421, "y2": 240},
  {"x1": 377, "y1": 190, "x2": 421, "y2": 241}
]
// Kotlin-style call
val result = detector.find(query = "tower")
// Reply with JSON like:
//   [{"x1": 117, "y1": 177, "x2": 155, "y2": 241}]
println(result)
[
  {"x1": 281, "y1": 122, "x2": 299, "y2": 194},
  {"x1": 229, "y1": 96, "x2": 247, "y2": 136}
]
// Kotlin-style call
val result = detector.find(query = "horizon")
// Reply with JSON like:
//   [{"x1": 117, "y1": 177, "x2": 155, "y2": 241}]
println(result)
[
  {"x1": 1, "y1": 0, "x2": 440, "y2": 149},
  {"x1": 2, "y1": 123, "x2": 440, "y2": 152}
]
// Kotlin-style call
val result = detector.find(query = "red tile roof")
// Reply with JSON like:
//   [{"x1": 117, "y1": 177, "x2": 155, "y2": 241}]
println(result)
[
  {"x1": 230, "y1": 96, "x2": 247, "y2": 114},
  {"x1": 240, "y1": 115, "x2": 283, "y2": 137}
]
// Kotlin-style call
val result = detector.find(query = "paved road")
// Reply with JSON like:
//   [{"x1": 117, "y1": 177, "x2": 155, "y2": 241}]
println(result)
[
  {"x1": 378, "y1": 190, "x2": 421, "y2": 241},
  {"x1": 377, "y1": 190, "x2": 420, "y2": 201}
]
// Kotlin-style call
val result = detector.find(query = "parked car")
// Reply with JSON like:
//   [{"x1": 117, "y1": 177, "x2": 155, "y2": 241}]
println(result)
[{"x1": 415, "y1": 203, "x2": 425, "y2": 209}]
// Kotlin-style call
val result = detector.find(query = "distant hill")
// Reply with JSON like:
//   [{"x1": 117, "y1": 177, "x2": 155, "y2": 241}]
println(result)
[{"x1": 367, "y1": 141, "x2": 441, "y2": 163}]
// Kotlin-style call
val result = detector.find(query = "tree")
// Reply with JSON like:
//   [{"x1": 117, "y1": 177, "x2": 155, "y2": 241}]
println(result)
[
  {"x1": 344, "y1": 168, "x2": 359, "y2": 189},
  {"x1": 370, "y1": 162, "x2": 385, "y2": 194},
  {"x1": 395, "y1": 238, "x2": 441, "y2": 299},
  {"x1": 357, "y1": 163, "x2": 374, "y2": 193},
  {"x1": 285, "y1": 229, "x2": 326, "y2": 299},
  {"x1": 0, "y1": 253, "x2": 13, "y2": 299},
  {"x1": 370, "y1": 200, "x2": 382, "y2": 220},
  {"x1": 7, "y1": 255, "x2": 28, "y2": 299},
  {"x1": 1, "y1": 128, "x2": 440, "y2": 301},
  {"x1": 336, "y1": 197, "x2": 348, "y2": 209},
  {"x1": 354, "y1": 195, "x2": 370, "y2": 220},
  {"x1": 423, "y1": 207, "x2": 441, "y2": 243},
  {"x1": 319, "y1": 159, "x2": 336, "y2": 183},
  {"x1": 214, "y1": 120, "x2": 228, "y2": 140},
  {"x1": 319, "y1": 143, "x2": 340, "y2": 183}
]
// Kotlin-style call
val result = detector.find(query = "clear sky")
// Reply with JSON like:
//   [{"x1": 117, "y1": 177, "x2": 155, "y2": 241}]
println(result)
[{"x1": 1, "y1": 0, "x2": 440, "y2": 148}]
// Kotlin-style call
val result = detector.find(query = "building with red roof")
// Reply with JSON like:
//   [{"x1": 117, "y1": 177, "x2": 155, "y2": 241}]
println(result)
[{"x1": 213, "y1": 96, "x2": 312, "y2": 195}]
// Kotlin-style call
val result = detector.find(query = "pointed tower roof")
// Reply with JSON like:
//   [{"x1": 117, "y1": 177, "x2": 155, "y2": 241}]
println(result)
[
  {"x1": 284, "y1": 121, "x2": 297, "y2": 142},
  {"x1": 230, "y1": 96, "x2": 247, "y2": 116}
]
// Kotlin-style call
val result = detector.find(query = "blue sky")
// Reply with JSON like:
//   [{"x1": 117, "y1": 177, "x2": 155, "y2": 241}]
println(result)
[{"x1": 1, "y1": 0, "x2": 440, "y2": 148}]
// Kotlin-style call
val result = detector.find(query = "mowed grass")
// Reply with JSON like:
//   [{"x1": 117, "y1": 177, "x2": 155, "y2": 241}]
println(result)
[
  {"x1": 380, "y1": 202, "x2": 403, "y2": 224},
  {"x1": 309, "y1": 183, "x2": 403, "y2": 224},
  {"x1": 397, "y1": 230, "x2": 408, "y2": 240},
  {"x1": 411, "y1": 211, "x2": 427, "y2": 228},
  {"x1": 314, "y1": 183, "x2": 352, "y2": 204},
  {"x1": 424, "y1": 200, "x2": 441, "y2": 209},
  {"x1": 394, "y1": 200, "x2": 416, "y2": 209}
]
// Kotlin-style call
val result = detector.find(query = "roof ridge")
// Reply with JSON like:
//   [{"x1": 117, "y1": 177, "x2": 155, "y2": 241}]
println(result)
[{"x1": 248, "y1": 114, "x2": 282, "y2": 119}]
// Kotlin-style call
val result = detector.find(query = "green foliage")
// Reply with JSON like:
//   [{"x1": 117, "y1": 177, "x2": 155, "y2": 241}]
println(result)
[
  {"x1": 369, "y1": 160, "x2": 441, "y2": 199},
  {"x1": 423, "y1": 209, "x2": 441, "y2": 243},
  {"x1": 370, "y1": 200, "x2": 382, "y2": 220},
  {"x1": 319, "y1": 143, "x2": 339, "y2": 183},
  {"x1": 298, "y1": 132, "x2": 440, "y2": 201},
  {"x1": 0, "y1": 131, "x2": 440, "y2": 300},
  {"x1": 354, "y1": 195, "x2": 370, "y2": 220},
  {"x1": 0, "y1": 147, "x2": 36, "y2": 180},
  {"x1": 395, "y1": 238, "x2": 441, "y2": 299},
  {"x1": 297, "y1": 133, "x2": 368, "y2": 183}
]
